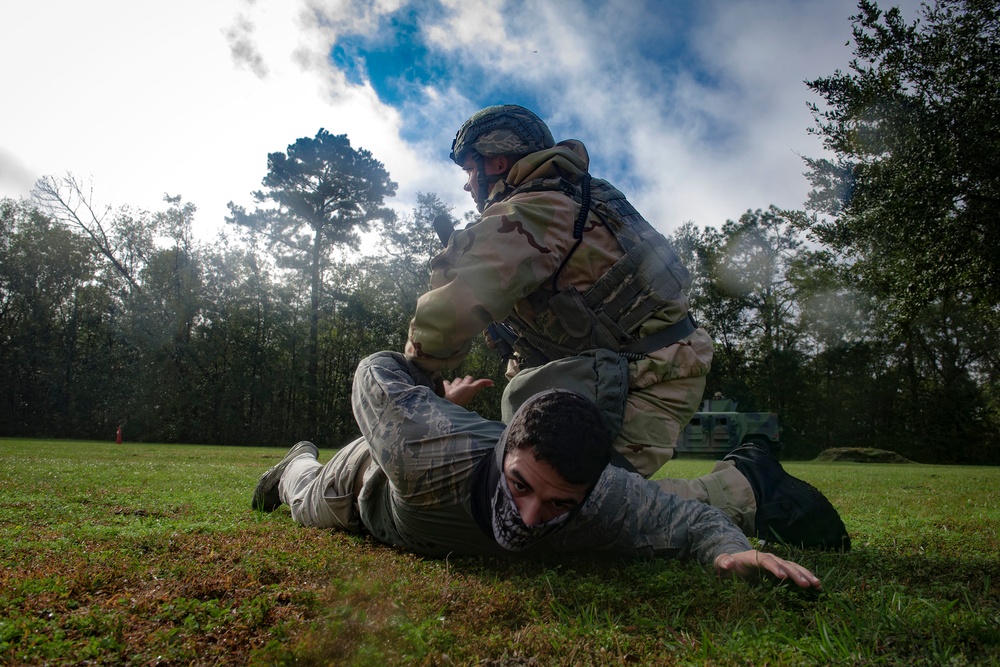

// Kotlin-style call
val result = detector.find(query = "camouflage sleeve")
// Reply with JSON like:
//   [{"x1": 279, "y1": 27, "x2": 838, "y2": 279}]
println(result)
[
  {"x1": 405, "y1": 191, "x2": 580, "y2": 373},
  {"x1": 351, "y1": 351, "x2": 505, "y2": 507},
  {"x1": 549, "y1": 466, "x2": 752, "y2": 564}
]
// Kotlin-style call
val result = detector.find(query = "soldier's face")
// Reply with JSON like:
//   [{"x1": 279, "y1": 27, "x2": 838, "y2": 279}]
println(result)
[
  {"x1": 461, "y1": 154, "x2": 506, "y2": 209},
  {"x1": 502, "y1": 447, "x2": 589, "y2": 526}
]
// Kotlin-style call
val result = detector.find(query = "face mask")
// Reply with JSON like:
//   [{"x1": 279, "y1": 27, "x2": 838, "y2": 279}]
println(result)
[{"x1": 490, "y1": 475, "x2": 570, "y2": 551}]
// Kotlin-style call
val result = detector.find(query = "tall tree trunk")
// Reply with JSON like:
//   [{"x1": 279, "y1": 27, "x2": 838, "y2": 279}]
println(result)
[{"x1": 308, "y1": 227, "x2": 321, "y2": 438}]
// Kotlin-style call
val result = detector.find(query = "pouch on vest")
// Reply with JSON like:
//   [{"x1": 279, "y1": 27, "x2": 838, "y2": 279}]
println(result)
[
  {"x1": 501, "y1": 349, "x2": 629, "y2": 437},
  {"x1": 504, "y1": 175, "x2": 695, "y2": 361},
  {"x1": 547, "y1": 287, "x2": 594, "y2": 341}
]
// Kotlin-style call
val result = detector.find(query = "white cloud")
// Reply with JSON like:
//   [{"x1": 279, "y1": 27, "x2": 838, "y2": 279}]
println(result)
[
  {"x1": 429, "y1": 0, "x2": 511, "y2": 52},
  {"x1": 412, "y1": 0, "x2": 929, "y2": 233},
  {"x1": 0, "y1": 0, "x2": 430, "y2": 238},
  {"x1": 0, "y1": 0, "x2": 931, "y2": 244}
]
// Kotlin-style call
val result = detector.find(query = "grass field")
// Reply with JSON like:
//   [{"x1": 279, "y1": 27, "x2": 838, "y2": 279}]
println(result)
[{"x1": 1, "y1": 438, "x2": 998, "y2": 666}]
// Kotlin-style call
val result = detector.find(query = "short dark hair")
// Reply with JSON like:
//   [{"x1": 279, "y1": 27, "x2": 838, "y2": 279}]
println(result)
[{"x1": 504, "y1": 391, "x2": 613, "y2": 486}]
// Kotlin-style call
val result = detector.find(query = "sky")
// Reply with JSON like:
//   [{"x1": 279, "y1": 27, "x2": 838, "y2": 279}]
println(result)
[{"x1": 0, "y1": 0, "x2": 925, "y2": 244}]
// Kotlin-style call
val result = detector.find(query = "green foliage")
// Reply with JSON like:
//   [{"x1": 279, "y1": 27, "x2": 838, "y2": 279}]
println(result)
[
  {"x1": 672, "y1": 210, "x2": 838, "y2": 449},
  {"x1": 658, "y1": 3, "x2": 1000, "y2": 461},
  {"x1": 670, "y1": 204, "x2": 998, "y2": 461},
  {"x1": 31, "y1": 173, "x2": 157, "y2": 296},
  {"x1": 3, "y1": 183, "x2": 484, "y2": 448},
  {"x1": 805, "y1": 0, "x2": 999, "y2": 326},
  {"x1": 227, "y1": 129, "x2": 398, "y2": 436},
  {"x1": 715, "y1": 207, "x2": 808, "y2": 412},
  {"x1": 2, "y1": 439, "x2": 999, "y2": 666},
  {"x1": 229, "y1": 129, "x2": 398, "y2": 256},
  {"x1": 0, "y1": 200, "x2": 104, "y2": 436},
  {"x1": 802, "y1": 0, "x2": 1000, "y2": 460}
]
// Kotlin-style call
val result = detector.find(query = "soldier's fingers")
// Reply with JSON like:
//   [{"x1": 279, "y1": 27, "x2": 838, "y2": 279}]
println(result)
[
  {"x1": 713, "y1": 553, "x2": 754, "y2": 578},
  {"x1": 761, "y1": 555, "x2": 822, "y2": 589}
]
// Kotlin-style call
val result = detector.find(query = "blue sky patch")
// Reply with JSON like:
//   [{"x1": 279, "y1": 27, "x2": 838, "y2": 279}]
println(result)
[{"x1": 330, "y1": 4, "x2": 448, "y2": 106}]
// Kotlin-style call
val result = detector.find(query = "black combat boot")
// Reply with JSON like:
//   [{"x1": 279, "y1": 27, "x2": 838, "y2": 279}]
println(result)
[{"x1": 724, "y1": 444, "x2": 851, "y2": 551}]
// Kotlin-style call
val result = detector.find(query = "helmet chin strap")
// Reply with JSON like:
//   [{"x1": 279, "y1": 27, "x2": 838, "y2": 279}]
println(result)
[
  {"x1": 475, "y1": 154, "x2": 489, "y2": 212},
  {"x1": 474, "y1": 154, "x2": 510, "y2": 212}
]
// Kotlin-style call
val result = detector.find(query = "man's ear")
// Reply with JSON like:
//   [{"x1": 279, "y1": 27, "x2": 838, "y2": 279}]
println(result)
[{"x1": 487, "y1": 155, "x2": 509, "y2": 175}]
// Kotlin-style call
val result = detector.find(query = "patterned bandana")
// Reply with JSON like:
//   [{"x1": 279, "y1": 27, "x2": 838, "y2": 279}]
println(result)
[{"x1": 490, "y1": 474, "x2": 570, "y2": 551}]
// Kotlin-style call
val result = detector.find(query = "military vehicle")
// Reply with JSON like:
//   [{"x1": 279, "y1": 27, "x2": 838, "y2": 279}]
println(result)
[{"x1": 674, "y1": 395, "x2": 781, "y2": 457}]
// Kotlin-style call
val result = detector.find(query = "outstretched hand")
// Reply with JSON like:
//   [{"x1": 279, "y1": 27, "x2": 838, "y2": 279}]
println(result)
[
  {"x1": 714, "y1": 550, "x2": 822, "y2": 590},
  {"x1": 443, "y1": 375, "x2": 494, "y2": 407}
]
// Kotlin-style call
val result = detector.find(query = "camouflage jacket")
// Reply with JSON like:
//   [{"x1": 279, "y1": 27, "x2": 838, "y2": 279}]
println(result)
[
  {"x1": 352, "y1": 352, "x2": 751, "y2": 563},
  {"x1": 405, "y1": 140, "x2": 712, "y2": 394}
]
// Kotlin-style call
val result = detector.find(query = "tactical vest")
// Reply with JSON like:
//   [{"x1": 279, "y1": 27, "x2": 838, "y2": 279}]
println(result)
[{"x1": 490, "y1": 174, "x2": 696, "y2": 366}]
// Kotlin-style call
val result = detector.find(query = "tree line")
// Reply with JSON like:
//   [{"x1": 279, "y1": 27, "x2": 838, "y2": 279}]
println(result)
[{"x1": 1, "y1": 0, "x2": 996, "y2": 463}]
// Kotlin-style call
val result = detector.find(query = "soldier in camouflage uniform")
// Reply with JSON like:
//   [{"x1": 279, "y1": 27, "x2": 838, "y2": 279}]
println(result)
[
  {"x1": 251, "y1": 351, "x2": 823, "y2": 588},
  {"x1": 405, "y1": 105, "x2": 850, "y2": 549}
]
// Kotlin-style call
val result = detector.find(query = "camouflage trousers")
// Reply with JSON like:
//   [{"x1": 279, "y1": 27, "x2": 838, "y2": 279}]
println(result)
[
  {"x1": 278, "y1": 352, "x2": 507, "y2": 555},
  {"x1": 279, "y1": 436, "x2": 370, "y2": 532}
]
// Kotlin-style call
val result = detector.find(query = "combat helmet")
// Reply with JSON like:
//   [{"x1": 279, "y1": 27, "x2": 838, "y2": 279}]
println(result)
[
  {"x1": 450, "y1": 104, "x2": 554, "y2": 165},
  {"x1": 450, "y1": 105, "x2": 555, "y2": 211}
]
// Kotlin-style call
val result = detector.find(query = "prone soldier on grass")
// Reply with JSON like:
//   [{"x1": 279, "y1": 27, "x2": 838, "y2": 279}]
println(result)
[{"x1": 252, "y1": 351, "x2": 822, "y2": 589}]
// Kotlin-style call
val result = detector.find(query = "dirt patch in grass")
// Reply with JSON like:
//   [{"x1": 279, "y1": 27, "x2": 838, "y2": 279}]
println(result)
[
  {"x1": 816, "y1": 447, "x2": 912, "y2": 463},
  {"x1": 0, "y1": 527, "x2": 334, "y2": 665}
]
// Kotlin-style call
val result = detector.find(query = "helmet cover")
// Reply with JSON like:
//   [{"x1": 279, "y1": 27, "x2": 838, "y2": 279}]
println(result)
[{"x1": 450, "y1": 105, "x2": 555, "y2": 165}]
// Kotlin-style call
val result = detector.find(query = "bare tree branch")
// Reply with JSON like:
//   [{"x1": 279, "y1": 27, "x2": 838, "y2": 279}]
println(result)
[{"x1": 32, "y1": 173, "x2": 143, "y2": 293}]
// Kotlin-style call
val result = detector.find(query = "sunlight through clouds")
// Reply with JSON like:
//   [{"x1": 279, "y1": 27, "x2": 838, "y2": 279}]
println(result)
[{"x1": 0, "y1": 0, "x2": 925, "y2": 242}]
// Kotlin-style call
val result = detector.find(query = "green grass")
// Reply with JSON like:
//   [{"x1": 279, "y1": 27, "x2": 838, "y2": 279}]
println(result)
[{"x1": 1, "y1": 438, "x2": 998, "y2": 666}]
